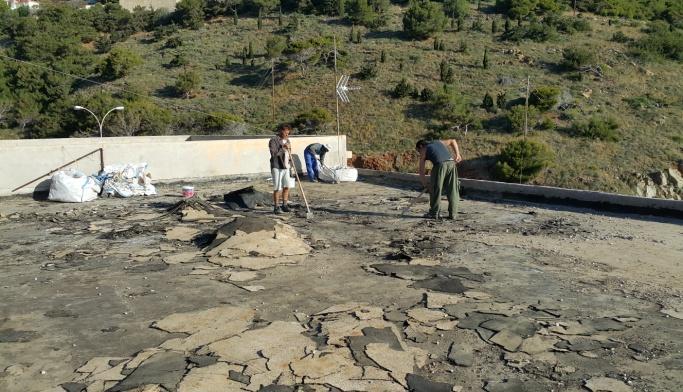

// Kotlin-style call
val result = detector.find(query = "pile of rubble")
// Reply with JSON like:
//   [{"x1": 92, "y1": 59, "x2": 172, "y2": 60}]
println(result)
[{"x1": 632, "y1": 165, "x2": 683, "y2": 200}]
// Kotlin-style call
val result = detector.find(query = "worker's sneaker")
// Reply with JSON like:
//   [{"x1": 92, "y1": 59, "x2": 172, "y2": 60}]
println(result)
[
  {"x1": 280, "y1": 204, "x2": 291, "y2": 213},
  {"x1": 273, "y1": 206, "x2": 282, "y2": 214},
  {"x1": 422, "y1": 212, "x2": 440, "y2": 220}
]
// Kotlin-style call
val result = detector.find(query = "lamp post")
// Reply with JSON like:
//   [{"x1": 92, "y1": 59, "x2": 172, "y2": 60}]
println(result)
[{"x1": 73, "y1": 105, "x2": 124, "y2": 138}]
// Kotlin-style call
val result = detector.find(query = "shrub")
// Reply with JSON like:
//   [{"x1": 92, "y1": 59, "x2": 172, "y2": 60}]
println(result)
[
  {"x1": 496, "y1": 91, "x2": 507, "y2": 110},
  {"x1": 265, "y1": 36, "x2": 287, "y2": 59},
  {"x1": 175, "y1": 68, "x2": 201, "y2": 98},
  {"x1": 539, "y1": 116, "x2": 556, "y2": 130},
  {"x1": 561, "y1": 46, "x2": 595, "y2": 69},
  {"x1": 165, "y1": 36, "x2": 183, "y2": 49},
  {"x1": 100, "y1": 46, "x2": 142, "y2": 80},
  {"x1": 611, "y1": 31, "x2": 631, "y2": 43},
  {"x1": 542, "y1": 13, "x2": 591, "y2": 34},
  {"x1": 347, "y1": 0, "x2": 386, "y2": 28},
  {"x1": 168, "y1": 52, "x2": 190, "y2": 67},
  {"x1": 631, "y1": 26, "x2": 682, "y2": 62},
  {"x1": 495, "y1": 139, "x2": 555, "y2": 183},
  {"x1": 294, "y1": 108, "x2": 334, "y2": 134},
  {"x1": 470, "y1": 18, "x2": 485, "y2": 32},
  {"x1": 571, "y1": 116, "x2": 619, "y2": 141},
  {"x1": 529, "y1": 86, "x2": 559, "y2": 111},
  {"x1": 392, "y1": 78, "x2": 417, "y2": 98},
  {"x1": 503, "y1": 21, "x2": 557, "y2": 42},
  {"x1": 507, "y1": 105, "x2": 539, "y2": 132},
  {"x1": 482, "y1": 92, "x2": 495, "y2": 112},
  {"x1": 203, "y1": 112, "x2": 242, "y2": 132},
  {"x1": 358, "y1": 62, "x2": 378, "y2": 79},
  {"x1": 420, "y1": 87, "x2": 434, "y2": 102},
  {"x1": 443, "y1": 0, "x2": 468, "y2": 19},
  {"x1": 174, "y1": 0, "x2": 204, "y2": 30},
  {"x1": 403, "y1": 0, "x2": 448, "y2": 40},
  {"x1": 431, "y1": 86, "x2": 473, "y2": 125}
]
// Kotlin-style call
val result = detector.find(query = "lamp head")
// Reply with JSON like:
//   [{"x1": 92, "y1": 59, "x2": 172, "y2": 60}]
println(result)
[
  {"x1": 114, "y1": 106, "x2": 124, "y2": 111},
  {"x1": 73, "y1": 106, "x2": 84, "y2": 110}
]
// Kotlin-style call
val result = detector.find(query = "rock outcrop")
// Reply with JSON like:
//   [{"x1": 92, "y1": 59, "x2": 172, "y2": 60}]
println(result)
[{"x1": 632, "y1": 165, "x2": 683, "y2": 200}]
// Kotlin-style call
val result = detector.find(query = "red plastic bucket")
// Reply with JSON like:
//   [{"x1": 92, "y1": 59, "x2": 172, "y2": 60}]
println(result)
[{"x1": 182, "y1": 186, "x2": 195, "y2": 198}]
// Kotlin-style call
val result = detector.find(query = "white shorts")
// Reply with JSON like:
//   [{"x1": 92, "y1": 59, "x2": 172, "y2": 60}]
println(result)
[{"x1": 271, "y1": 168, "x2": 295, "y2": 191}]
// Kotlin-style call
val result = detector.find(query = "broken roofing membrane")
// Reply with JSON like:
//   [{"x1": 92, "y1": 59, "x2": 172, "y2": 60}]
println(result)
[{"x1": 0, "y1": 180, "x2": 681, "y2": 392}]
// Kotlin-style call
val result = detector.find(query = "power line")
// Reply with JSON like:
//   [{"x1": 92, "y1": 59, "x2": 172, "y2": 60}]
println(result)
[{"x1": 0, "y1": 52, "x2": 275, "y2": 134}]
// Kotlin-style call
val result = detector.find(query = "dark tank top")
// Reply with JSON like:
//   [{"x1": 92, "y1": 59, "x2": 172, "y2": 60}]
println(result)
[{"x1": 425, "y1": 141, "x2": 452, "y2": 164}]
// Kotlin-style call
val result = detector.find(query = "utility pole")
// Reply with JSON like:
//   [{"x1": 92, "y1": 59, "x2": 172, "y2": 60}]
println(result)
[
  {"x1": 271, "y1": 59, "x2": 275, "y2": 124},
  {"x1": 334, "y1": 35, "x2": 342, "y2": 165},
  {"x1": 520, "y1": 75, "x2": 530, "y2": 184},
  {"x1": 524, "y1": 75, "x2": 530, "y2": 138}
]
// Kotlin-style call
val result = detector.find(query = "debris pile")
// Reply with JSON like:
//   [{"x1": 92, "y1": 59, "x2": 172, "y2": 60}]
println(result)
[
  {"x1": 206, "y1": 216, "x2": 312, "y2": 270},
  {"x1": 58, "y1": 304, "x2": 438, "y2": 392},
  {"x1": 223, "y1": 186, "x2": 271, "y2": 210},
  {"x1": 166, "y1": 196, "x2": 227, "y2": 222},
  {"x1": 100, "y1": 163, "x2": 156, "y2": 198}
]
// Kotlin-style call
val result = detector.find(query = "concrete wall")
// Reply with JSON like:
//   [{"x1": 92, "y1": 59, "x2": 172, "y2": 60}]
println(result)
[
  {"x1": 358, "y1": 169, "x2": 683, "y2": 219},
  {"x1": 119, "y1": 0, "x2": 178, "y2": 11},
  {"x1": 1, "y1": 135, "x2": 349, "y2": 196}
]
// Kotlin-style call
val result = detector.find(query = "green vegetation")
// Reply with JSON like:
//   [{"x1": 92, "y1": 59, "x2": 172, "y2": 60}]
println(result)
[
  {"x1": 0, "y1": 0, "x2": 681, "y2": 195},
  {"x1": 506, "y1": 105, "x2": 540, "y2": 132},
  {"x1": 529, "y1": 86, "x2": 559, "y2": 111},
  {"x1": 495, "y1": 139, "x2": 555, "y2": 183},
  {"x1": 294, "y1": 108, "x2": 334, "y2": 134},
  {"x1": 561, "y1": 46, "x2": 596, "y2": 69},
  {"x1": 571, "y1": 116, "x2": 620, "y2": 141},
  {"x1": 403, "y1": 0, "x2": 447, "y2": 39}
]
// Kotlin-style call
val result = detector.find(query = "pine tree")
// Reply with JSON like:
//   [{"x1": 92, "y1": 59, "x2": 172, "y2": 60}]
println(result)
[
  {"x1": 356, "y1": 30, "x2": 362, "y2": 43},
  {"x1": 233, "y1": 9, "x2": 238, "y2": 25},
  {"x1": 457, "y1": 17, "x2": 463, "y2": 31},
  {"x1": 433, "y1": 38, "x2": 439, "y2": 50},
  {"x1": 248, "y1": 42, "x2": 253, "y2": 59},
  {"x1": 444, "y1": 66, "x2": 454, "y2": 83},
  {"x1": 482, "y1": 92, "x2": 494, "y2": 112},
  {"x1": 496, "y1": 91, "x2": 507, "y2": 110},
  {"x1": 483, "y1": 48, "x2": 489, "y2": 69},
  {"x1": 241, "y1": 47, "x2": 247, "y2": 65},
  {"x1": 350, "y1": 25, "x2": 355, "y2": 42},
  {"x1": 380, "y1": 50, "x2": 387, "y2": 63},
  {"x1": 338, "y1": 0, "x2": 345, "y2": 17},
  {"x1": 451, "y1": 18, "x2": 455, "y2": 29},
  {"x1": 492, "y1": 19, "x2": 498, "y2": 34},
  {"x1": 278, "y1": 8, "x2": 283, "y2": 26},
  {"x1": 399, "y1": 61, "x2": 404, "y2": 71},
  {"x1": 504, "y1": 18, "x2": 510, "y2": 33},
  {"x1": 439, "y1": 59, "x2": 447, "y2": 81},
  {"x1": 257, "y1": 8, "x2": 263, "y2": 30}
]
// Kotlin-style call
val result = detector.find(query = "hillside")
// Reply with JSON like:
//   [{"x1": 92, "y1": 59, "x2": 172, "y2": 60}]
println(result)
[{"x1": 1, "y1": 1, "x2": 681, "y2": 196}]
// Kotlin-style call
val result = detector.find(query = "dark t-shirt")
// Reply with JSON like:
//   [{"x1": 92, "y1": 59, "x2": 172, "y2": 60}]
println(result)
[
  {"x1": 269, "y1": 136, "x2": 288, "y2": 169},
  {"x1": 425, "y1": 141, "x2": 452, "y2": 165}
]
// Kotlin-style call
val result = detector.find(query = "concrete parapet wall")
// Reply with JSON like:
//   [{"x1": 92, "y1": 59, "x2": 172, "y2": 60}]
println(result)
[
  {"x1": 358, "y1": 169, "x2": 683, "y2": 219},
  {"x1": 1, "y1": 135, "x2": 348, "y2": 196}
]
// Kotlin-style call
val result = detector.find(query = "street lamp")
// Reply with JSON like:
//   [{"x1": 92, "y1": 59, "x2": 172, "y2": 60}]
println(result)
[{"x1": 73, "y1": 105, "x2": 124, "y2": 138}]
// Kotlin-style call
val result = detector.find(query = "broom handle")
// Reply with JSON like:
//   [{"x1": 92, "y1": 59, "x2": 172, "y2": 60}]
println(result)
[{"x1": 289, "y1": 153, "x2": 311, "y2": 214}]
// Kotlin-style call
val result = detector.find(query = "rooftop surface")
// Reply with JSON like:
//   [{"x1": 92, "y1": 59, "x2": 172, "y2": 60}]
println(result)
[{"x1": 0, "y1": 179, "x2": 681, "y2": 392}]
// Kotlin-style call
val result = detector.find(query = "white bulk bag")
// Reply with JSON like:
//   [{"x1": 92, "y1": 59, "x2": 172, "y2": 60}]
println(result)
[
  {"x1": 48, "y1": 170, "x2": 101, "y2": 203},
  {"x1": 318, "y1": 162, "x2": 358, "y2": 183}
]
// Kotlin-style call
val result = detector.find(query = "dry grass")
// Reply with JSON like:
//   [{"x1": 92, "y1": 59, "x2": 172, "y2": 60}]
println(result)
[{"x1": 112, "y1": 4, "x2": 682, "y2": 194}]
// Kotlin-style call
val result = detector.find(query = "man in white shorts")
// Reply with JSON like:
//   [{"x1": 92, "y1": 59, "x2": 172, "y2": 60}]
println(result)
[{"x1": 268, "y1": 124, "x2": 295, "y2": 214}]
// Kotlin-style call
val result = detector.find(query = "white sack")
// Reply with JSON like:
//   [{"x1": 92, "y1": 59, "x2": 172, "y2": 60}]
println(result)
[
  {"x1": 48, "y1": 170, "x2": 101, "y2": 203},
  {"x1": 318, "y1": 161, "x2": 358, "y2": 183}
]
